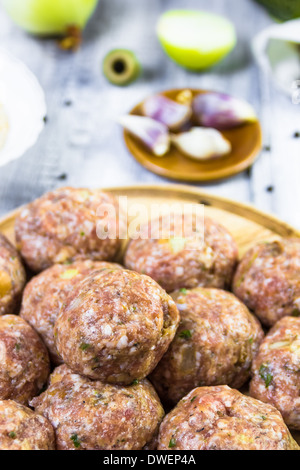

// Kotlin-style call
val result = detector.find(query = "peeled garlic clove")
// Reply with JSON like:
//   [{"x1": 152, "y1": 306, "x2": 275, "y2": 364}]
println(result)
[
  {"x1": 118, "y1": 115, "x2": 170, "y2": 157},
  {"x1": 171, "y1": 127, "x2": 231, "y2": 161},
  {"x1": 193, "y1": 92, "x2": 257, "y2": 129},
  {"x1": 142, "y1": 94, "x2": 192, "y2": 131}
]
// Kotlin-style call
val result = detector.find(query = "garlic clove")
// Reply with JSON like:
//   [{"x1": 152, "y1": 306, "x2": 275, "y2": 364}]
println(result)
[
  {"x1": 118, "y1": 115, "x2": 170, "y2": 157},
  {"x1": 171, "y1": 127, "x2": 231, "y2": 161},
  {"x1": 193, "y1": 92, "x2": 257, "y2": 130},
  {"x1": 142, "y1": 94, "x2": 192, "y2": 131}
]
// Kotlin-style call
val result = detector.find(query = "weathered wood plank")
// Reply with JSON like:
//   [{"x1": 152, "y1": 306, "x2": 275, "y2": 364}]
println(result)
[{"x1": 0, "y1": 0, "x2": 299, "y2": 230}]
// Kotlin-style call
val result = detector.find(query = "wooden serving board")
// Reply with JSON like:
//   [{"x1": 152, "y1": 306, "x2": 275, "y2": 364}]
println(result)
[
  {"x1": 0, "y1": 183, "x2": 300, "y2": 444},
  {"x1": 0, "y1": 184, "x2": 299, "y2": 255}
]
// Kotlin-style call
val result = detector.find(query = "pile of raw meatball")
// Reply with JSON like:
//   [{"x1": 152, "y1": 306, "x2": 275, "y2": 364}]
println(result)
[{"x1": 0, "y1": 186, "x2": 300, "y2": 450}]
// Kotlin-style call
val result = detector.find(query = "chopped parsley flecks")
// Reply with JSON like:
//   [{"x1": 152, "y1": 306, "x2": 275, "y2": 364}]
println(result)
[
  {"x1": 8, "y1": 432, "x2": 16, "y2": 439},
  {"x1": 169, "y1": 438, "x2": 176, "y2": 448},
  {"x1": 179, "y1": 330, "x2": 192, "y2": 340},
  {"x1": 71, "y1": 434, "x2": 81, "y2": 448},
  {"x1": 190, "y1": 396, "x2": 197, "y2": 403},
  {"x1": 292, "y1": 309, "x2": 300, "y2": 318},
  {"x1": 15, "y1": 343, "x2": 21, "y2": 351},
  {"x1": 80, "y1": 343, "x2": 90, "y2": 351},
  {"x1": 131, "y1": 379, "x2": 139, "y2": 386},
  {"x1": 235, "y1": 276, "x2": 244, "y2": 288},
  {"x1": 179, "y1": 288, "x2": 187, "y2": 295},
  {"x1": 259, "y1": 364, "x2": 273, "y2": 388},
  {"x1": 63, "y1": 259, "x2": 73, "y2": 265},
  {"x1": 80, "y1": 232, "x2": 85, "y2": 237},
  {"x1": 249, "y1": 337, "x2": 254, "y2": 344}
]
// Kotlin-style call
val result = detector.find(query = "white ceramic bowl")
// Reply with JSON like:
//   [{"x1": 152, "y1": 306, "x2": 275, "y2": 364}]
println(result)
[{"x1": 0, "y1": 48, "x2": 46, "y2": 167}]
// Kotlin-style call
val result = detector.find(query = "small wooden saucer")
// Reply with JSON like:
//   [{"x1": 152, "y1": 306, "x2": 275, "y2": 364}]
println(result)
[{"x1": 123, "y1": 88, "x2": 262, "y2": 183}]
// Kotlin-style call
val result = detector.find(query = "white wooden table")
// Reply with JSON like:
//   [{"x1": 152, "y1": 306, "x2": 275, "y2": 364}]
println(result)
[{"x1": 0, "y1": 0, "x2": 299, "y2": 228}]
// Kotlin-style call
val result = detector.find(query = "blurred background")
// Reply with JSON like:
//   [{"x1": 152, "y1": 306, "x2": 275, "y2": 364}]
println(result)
[{"x1": 0, "y1": 0, "x2": 299, "y2": 227}]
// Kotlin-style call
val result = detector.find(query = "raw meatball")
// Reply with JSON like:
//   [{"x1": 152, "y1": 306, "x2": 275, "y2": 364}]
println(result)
[
  {"x1": 250, "y1": 316, "x2": 300, "y2": 430},
  {"x1": 233, "y1": 238, "x2": 300, "y2": 327},
  {"x1": 0, "y1": 400, "x2": 55, "y2": 450},
  {"x1": 54, "y1": 268, "x2": 179, "y2": 383},
  {"x1": 151, "y1": 288, "x2": 264, "y2": 405},
  {"x1": 15, "y1": 187, "x2": 123, "y2": 272},
  {"x1": 20, "y1": 260, "x2": 122, "y2": 364},
  {"x1": 157, "y1": 386, "x2": 299, "y2": 450},
  {"x1": 124, "y1": 215, "x2": 238, "y2": 293},
  {"x1": 0, "y1": 315, "x2": 50, "y2": 405},
  {"x1": 0, "y1": 233, "x2": 26, "y2": 316},
  {"x1": 31, "y1": 365, "x2": 164, "y2": 450}
]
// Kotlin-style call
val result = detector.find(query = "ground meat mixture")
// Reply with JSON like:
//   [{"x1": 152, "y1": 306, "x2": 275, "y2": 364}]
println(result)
[
  {"x1": 0, "y1": 233, "x2": 26, "y2": 316},
  {"x1": 157, "y1": 386, "x2": 299, "y2": 450},
  {"x1": 15, "y1": 187, "x2": 123, "y2": 272},
  {"x1": 250, "y1": 316, "x2": 300, "y2": 430},
  {"x1": 54, "y1": 268, "x2": 179, "y2": 384},
  {"x1": 0, "y1": 399, "x2": 55, "y2": 450},
  {"x1": 31, "y1": 365, "x2": 164, "y2": 450},
  {"x1": 0, "y1": 315, "x2": 50, "y2": 404},
  {"x1": 233, "y1": 238, "x2": 300, "y2": 327},
  {"x1": 150, "y1": 288, "x2": 264, "y2": 405},
  {"x1": 124, "y1": 214, "x2": 238, "y2": 293},
  {"x1": 20, "y1": 260, "x2": 122, "y2": 364}
]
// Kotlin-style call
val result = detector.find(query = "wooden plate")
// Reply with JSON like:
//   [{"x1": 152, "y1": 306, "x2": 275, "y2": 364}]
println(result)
[
  {"x1": 0, "y1": 183, "x2": 300, "y2": 444},
  {"x1": 123, "y1": 89, "x2": 263, "y2": 183},
  {"x1": 1, "y1": 184, "x2": 299, "y2": 255}
]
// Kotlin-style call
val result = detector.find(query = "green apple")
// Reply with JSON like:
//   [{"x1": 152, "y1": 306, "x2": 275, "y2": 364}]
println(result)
[
  {"x1": 157, "y1": 10, "x2": 237, "y2": 71},
  {"x1": 1, "y1": 0, "x2": 98, "y2": 35}
]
